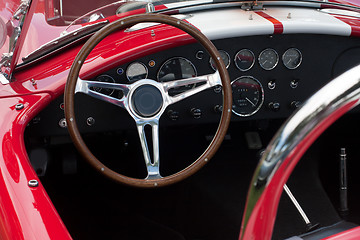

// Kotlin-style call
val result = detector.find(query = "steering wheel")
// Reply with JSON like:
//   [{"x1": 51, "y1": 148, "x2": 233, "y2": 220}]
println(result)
[{"x1": 64, "y1": 13, "x2": 232, "y2": 188}]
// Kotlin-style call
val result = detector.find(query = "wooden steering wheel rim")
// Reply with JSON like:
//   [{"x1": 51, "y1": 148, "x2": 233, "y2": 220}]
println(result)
[{"x1": 64, "y1": 13, "x2": 232, "y2": 188}]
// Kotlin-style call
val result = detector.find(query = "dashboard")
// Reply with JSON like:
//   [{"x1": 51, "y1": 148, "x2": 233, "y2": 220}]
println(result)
[{"x1": 26, "y1": 33, "x2": 360, "y2": 136}]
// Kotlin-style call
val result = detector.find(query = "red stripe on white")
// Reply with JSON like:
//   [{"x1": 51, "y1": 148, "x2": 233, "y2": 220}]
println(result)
[
  {"x1": 335, "y1": 16, "x2": 360, "y2": 37},
  {"x1": 255, "y1": 11, "x2": 284, "y2": 34}
]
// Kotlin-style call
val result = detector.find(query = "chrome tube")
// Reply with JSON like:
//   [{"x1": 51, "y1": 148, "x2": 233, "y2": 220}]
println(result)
[{"x1": 240, "y1": 65, "x2": 360, "y2": 240}]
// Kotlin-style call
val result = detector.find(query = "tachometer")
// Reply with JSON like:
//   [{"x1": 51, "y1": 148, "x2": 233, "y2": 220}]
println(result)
[
  {"x1": 157, "y1": 57, "x2": 197, "y2": 82},
  {"x1": 231, "y1": 76, "x2": 264, "y2": 117},
  {"x1": 157, "y1": 57, "x2": 197, "y2": 96}
]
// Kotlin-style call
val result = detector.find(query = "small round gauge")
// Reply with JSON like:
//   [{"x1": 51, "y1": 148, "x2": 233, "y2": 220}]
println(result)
[
  {"x1": 157, "y1": 57, "x2": 197, "y2": 82},
  {"x1": 126, "y1": 62, "x2": 148, "y2": 82},
  {"x1": 235, "y1": 49, "x2": 255, "y2": 71},
  {"x1": 209, "y1": 50, "x2": 230, "y2": 71},
  {"x1": 91, "y1": 75, "x2": 115, "y2": 96},
  {"x1": 231, "y1": 76, "x2": 264, "y2": 117},
  {"x1": 282, "y1": 48, "x2": 302, "y2": 69},
  {"x1": 258, "y1": 48, "x2": 279, "y2": 70}
]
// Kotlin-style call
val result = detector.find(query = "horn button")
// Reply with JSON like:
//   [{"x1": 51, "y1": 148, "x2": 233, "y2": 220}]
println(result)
[{"x1": 132, "y1": 85, "x2": 163, "y2": 117}]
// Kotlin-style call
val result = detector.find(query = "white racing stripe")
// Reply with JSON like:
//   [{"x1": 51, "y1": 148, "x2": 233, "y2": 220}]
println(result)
[
  {"x1": 186, "y1": 8, "x2": 274, "y2": 40},
  {"x1": 264, "y1": 7, "x2": 352, "y2": 36},
  {"x1": 178, "y1": 6, "x2": 353, "y2": 39}
]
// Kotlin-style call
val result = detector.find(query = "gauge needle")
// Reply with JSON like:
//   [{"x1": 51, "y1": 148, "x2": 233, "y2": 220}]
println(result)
[{"x1": 246, "y1": 97, "x2": 256, "y2": 107}]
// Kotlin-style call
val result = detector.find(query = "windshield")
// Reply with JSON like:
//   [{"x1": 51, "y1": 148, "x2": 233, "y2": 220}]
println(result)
[{"x1": 2, "y1": 0, "x2": 360, "y2": 69}]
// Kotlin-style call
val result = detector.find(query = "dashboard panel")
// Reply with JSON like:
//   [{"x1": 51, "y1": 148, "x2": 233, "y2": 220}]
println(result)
[{"x1": 26, "y1": 34, "x2": 360, "y2": 136}]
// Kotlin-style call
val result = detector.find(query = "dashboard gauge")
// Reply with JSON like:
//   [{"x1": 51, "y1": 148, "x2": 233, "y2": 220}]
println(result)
[
  {"x1": 234, "y1": 49, "x2": 255, "y2": 71},
  {"x1": 126, "y1": 62, "x2": 148, "y2": 82},
  {"x1": 157, "y1": 57, "x2": 197, "y2": 96},
  {"x1": 91, "y1": 75, "x2": 115, "y2": 96},
  {"x1": 231, "y1": 76, "x2": 264, "y2": 117},
  {"x1": 282, "y1": 48, "x2": 302, "y2": 69},
  {"x1": 157, "y1": 57, "x2": 197, "y2": 82},
  {"x1": 209, "y1": 50, "x2": 230, "y2": 70},
  {"x1": 258, "y1": 48, "x2": 279, "y2": 70}
]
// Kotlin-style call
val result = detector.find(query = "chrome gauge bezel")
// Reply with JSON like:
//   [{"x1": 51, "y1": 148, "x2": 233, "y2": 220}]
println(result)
[
  {"x1": 157, "y1": 56, "x2": 197, "y2": 82},
  {"x1": 282, "y1": 48, "x2": 302, "y2": 70},
  {"x1": 126, "y1": 62, "x2": 148, "y2": 82},
  {"x1": 231, "y1": 76, "x2": 264, "y2": 117},
  {"x1": 209, "y1": 50, "x2": 231, "y2": 71},
  {"x1": 234, "y1": 49, "x2": 255, "y2": 72},
  {"x1": 258, "y1": 48, "x2": 279, "y2": 70},
  {"x1": 92, "y1": 74, "x2": 115, "y2": 95}
]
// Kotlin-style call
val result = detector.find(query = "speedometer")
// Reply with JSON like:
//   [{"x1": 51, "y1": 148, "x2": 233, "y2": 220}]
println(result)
[{"x1": 231, "y1": 76, "x2": 264, "y2": 117}]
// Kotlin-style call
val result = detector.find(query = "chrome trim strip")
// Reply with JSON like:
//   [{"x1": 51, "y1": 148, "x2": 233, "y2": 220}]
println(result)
[{"x1": 241, "y1": 64, "x2": 360, "y2": 239}]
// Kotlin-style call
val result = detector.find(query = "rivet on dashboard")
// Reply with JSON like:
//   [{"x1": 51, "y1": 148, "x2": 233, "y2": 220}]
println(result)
[
  {"x1": 15, "y1": 103, "x2": 24, "y2": 110},
  {"x1": 177, "y1": 21, "x2": 180, "y2": 24},
  {"x1": 78, "y1": 60, "x2": 81, "y2": 64},
  {"x1": 121, "y1": 21, "x2": 124, "y2": 25},
  {"x1": 70, "y1": 118, "x2": 73, "y2": 122},
  {"x1": 228, "y1": 109, "x2": 231, "y2": 112},
  {"x1": 31, "y1": 78, "x2": 37, "y2": 86},
  {"x1": 28, "y1": 180, "x2": 39, "y2": 187},
  {"x1": 205, "y1": 158, "x2": 208, "y2": 162},
  {"x1": 154, "y1": 183, "x2": 158, "y2": 187},
  {"x1": 101, "y1": 168, "x2": 104, "y2": 172}
]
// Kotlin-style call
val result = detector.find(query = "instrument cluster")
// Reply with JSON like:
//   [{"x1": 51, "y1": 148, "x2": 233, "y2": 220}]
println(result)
[{"x1": 91, "y1": 46, "x2": 303, "y2": 118}]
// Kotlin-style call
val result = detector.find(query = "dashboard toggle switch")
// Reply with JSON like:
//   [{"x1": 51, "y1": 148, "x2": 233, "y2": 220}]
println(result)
[
  {"x1": 291, "y1": 101, "x2": 301, "y2": 109},
  {"x1": 167, "y1": 110, "x2": 179, "y2": 121},
  {"x1": 190, "y1": 108, "x2": 202, "y2": 119},
  {"x1": 268, "y1": 102, "x2": 280, "y2": 111}
]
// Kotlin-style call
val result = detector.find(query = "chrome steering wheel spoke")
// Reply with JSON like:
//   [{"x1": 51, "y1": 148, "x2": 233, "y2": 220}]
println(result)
[
  {"x1": 75, "y1": 77, "x2": 130, "y2": 108},
  {"x1": 162, "y1": 71, "x2": 221, "y2": 105},
  {"x1": 135, "y1": 119, "x2": 161, "y2": 179}
]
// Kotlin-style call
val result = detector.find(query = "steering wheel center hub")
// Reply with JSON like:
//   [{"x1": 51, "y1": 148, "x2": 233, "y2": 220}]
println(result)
[{"x1": 132, "y1": 84, "x2": 163, "y2": 117}]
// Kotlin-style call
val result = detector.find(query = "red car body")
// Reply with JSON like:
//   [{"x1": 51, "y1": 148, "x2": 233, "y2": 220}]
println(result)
[{"x1": 2, "y1": 0, "x2": 360, "y2": 239}]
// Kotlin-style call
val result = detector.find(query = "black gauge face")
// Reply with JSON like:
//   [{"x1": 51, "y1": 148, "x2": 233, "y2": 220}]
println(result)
[
  {"x1": 231, "y1": 76, "x2": 264, "y2": 117},
  {"x1": 235, "y1": 49, "x2": 255, "y2": 71},
  {"x1": 157, "y1": 57, "x2": 197, "y2": 96},
  {"x1": 258, "y1": 48, "x2": 279, "y2": 70},
  {"x1": 91, "y1": 75, "x2": 115, "y2": 96},
  {"x1": 158, "y1": 57, "x2": 197, "y2": 82},
  {"x1": 282, "y1": 48, "x2": 302, "y2": 69},
  {"x1": 126, "y1": 62, "x2": 148, "y2": 82},
  {"x1": 209, "y1": 50, "x2": 230, "y2": 70}
]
